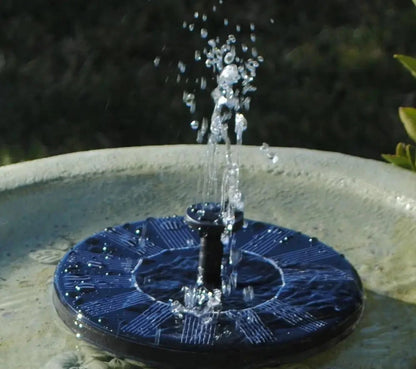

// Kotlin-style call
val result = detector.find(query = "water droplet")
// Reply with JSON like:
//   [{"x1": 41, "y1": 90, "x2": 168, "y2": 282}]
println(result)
[
  {"x1": 178, "y1": 61, "x2": 186, "y2": 74},
  {"x1": 224, "y1": 51, "x2": 235, "y2": 64},
  {"x1": 227, "y1": 34, "x2": 236, "y2": 44},
  {"x1": 270, "y1": 18, "x2": 275, "y2": 24},
  {"x1": 235, "y1": 113, "x2": 247, "y2": 144},
  {"x1": 208, "y1": 39, "x2": 216, "y2": 48},
  {"x1": 200, "y1": 77, "x2": 207, "y2": 90},
  {"x1": 224, "y1": 18, "x2": 229, "y2": 26},
  {"x1": 190, "y1": 120, "x2": 199, "y2": 130},
  {"x1": 251, "y1": 47, "x2": 258, "y2": 58},
  {"x1": 220, "y1": 44, "x2": 230, "y2": 54},
  {"x1": 250, "y1": 23, "x2": 256, "y2": 31},
  {"x1": 183, "y1": 92, "x2": 195, "y2": 105},
  {"x1": 250, "y1": 33, "x2": 256, "y2": 42},
  {"x1": 257, "y1": 55, "x2": 264, "y2": 63},
  {"x1": 202, "y1": 14, "x2": 207, "y2": 22},
  {"x1": 182, "y1": 21, "x2": 187, "y2": 29},
  {"x1": 236, "y1": 24, "x2": 241, "y2": 32},
  {"x1": 260, "y1": 142, "x2": 269, "y2": 151},
  {"x1": 309, "y1": 237, "x2": 319, "y2": 244},
  {"x1": 243, "y1": 285, "x2": 254, "y2": 302},
  {"x1": 241, "y1": 44, "x2": 248, "y2": 52},
  {"x1": 194, "y1": 11, "x2": 199, "y2": 19},
  {"x1": 194, "y1": 50, "x2": 201, "y2": 61},
  {"x1": 153, "y1": 56, "x2": 160, "y2": 67},
  {"x1": 200, "y1": 28, "x2": 208, "y2": 39},
  {"x1": 188, "y1": 23, "x2": 194, "y2": 32}
]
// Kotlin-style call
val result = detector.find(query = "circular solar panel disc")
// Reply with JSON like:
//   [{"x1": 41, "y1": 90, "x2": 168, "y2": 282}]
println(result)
[{"x1": 53, "y1": 217, "x2": 363, "y2": 369}]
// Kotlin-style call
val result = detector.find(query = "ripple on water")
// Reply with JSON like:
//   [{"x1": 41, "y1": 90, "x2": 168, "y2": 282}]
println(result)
[
  {"x1": 44, "y1": 351, "x2": 85, "y2": 369},
  {"x1": 44, "y1": 351, "x2": 121, "y2": 369},
  {"x1": 28, "y1": 249, "x2": 64, "y2": 265},
  {"x1": 77, "y1": 344, "x2": 148, "y2": 369},
  {"x1": 0, "y1": 288, "x2": 39, "y2": 314}
]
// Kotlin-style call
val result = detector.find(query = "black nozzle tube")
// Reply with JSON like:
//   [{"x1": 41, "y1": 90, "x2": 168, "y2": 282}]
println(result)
[
  {"x1": 185, "y1": 203, "x2": 244, "y2": 291},
  {"x1": 199, "y1": 233, "x2": 223, "y2": 290}
]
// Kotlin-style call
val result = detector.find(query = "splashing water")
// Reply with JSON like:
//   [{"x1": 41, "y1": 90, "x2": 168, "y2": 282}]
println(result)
[
  {"x1": 173, "y1": 2, "x2": 264, "y2": 314},
  {"x1": 260, "y1": 142, "x2": 279, "y2": 164},
  {"x1": 173, "y1": 3, "x2": 264, "y2": 315},
  {"x1": 171, "y1": 286, "x2": 222, "y2": 321},
  {"x1": 197, "y1": 33, "x2": 262, "y2": 212}
]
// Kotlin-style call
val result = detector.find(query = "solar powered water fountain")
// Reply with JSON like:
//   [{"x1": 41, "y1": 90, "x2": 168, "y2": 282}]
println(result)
[
  {"x1": 53, "y1": 203, "x2": 363, "y2": 368},
  {"x1": 52, "y1": 5, "x2": 364, "y2": 368}
]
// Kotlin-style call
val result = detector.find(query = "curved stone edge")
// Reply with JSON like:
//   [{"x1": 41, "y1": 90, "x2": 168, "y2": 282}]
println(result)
[{"x1": 0, "y1": 145, "x2": 414, "y2": 204}]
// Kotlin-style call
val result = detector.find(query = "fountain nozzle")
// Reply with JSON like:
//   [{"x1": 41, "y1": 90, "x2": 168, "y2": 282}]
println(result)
[{"x1": 185, "y1": 202, "x2": 244, "y2": 291}]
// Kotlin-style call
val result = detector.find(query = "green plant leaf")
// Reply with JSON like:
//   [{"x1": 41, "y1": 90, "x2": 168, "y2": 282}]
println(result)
[
  {"x1": 381, "y1": 154, "x2": 413, "y2": 170},
  {"x1": 394, "y1": 54, "x2": 416, "y2": 78},
  {"x1": 399, "y1": 107, "x2": 416, "y2": 143},
  {"x1": 395, "y1": 142, "x2": 407, "y2": 157},
  {"x1": 405, "y1": 144, "x2": 416, "y2": 170}
]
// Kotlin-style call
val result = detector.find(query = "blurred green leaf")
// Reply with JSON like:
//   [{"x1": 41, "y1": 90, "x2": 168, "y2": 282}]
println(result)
[
  {"x1": 394, "y1": 54, "x2": 416, "y2": 78},
  {"x1": 381, "y1": 153, "x2": 413, "y2": 170},
  {"x1": 398, "y1": 107, "x2": 416, "y2": 143},
  {"x1": 395, "y1": 142, "x2": 407, "y2": 157}
]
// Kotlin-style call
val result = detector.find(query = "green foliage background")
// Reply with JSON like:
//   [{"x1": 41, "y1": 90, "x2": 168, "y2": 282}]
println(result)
[{"x1": 1, "y1": 0, "x2": 416, "y2": 165}]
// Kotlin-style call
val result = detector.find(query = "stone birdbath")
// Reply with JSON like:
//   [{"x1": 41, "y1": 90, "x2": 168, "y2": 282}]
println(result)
[{"x1": 0, "y1": 145, "x2": 415, "y2": 369}]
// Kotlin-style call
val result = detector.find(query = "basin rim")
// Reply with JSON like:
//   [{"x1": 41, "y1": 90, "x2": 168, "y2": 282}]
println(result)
[{"x1": 0, "y1": 146, "x2": 414, "y2": 207}]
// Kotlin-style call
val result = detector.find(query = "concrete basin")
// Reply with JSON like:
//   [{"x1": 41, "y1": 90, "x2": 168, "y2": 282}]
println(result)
[{"x1": 0, "y1": 145, "x2": 415, "y2": 368}]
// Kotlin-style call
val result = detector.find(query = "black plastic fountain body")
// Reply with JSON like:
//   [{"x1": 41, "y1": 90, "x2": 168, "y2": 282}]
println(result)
[{"x1": 184, "y1": 202, "x2": 243, "y2": 290}]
